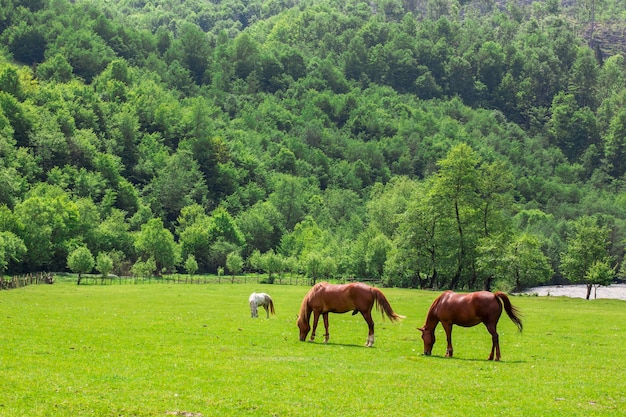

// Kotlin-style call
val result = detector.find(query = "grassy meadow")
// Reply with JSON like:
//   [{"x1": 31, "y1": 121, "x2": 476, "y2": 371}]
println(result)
[{"x1": 1, "y1": 282, "x2": 625, "y2": 416}]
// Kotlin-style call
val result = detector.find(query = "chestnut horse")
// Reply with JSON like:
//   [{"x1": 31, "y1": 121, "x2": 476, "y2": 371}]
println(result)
[
  {"x1": 419, "y1": 291, "x2": 522, "y2": 361},
  {"x1": 297, "y1": 282, "x2": 404, "y2": 347}
]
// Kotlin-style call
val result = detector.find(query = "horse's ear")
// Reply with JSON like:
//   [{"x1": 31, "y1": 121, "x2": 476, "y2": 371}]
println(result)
[{"x1": 417, "y1": 327, "x2": 425, "y2": 334}]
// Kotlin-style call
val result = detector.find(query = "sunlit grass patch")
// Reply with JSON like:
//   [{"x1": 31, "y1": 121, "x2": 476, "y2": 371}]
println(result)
[{"x1": 1, "y1": 283, "x2": 625, "y2": 416}]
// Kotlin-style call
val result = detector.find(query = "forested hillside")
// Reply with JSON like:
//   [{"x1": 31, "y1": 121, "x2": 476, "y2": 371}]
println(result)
[{"x1": 1, "y1": 0, "x2": 626, "y2": 292}]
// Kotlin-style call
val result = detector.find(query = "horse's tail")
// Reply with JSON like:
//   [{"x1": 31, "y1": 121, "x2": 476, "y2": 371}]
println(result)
[
  {"x1": 494, "y1": 291, "x2": 523, "y2": 332},
  {"x1": 372, "y1": 288, "x2": 405, "y2": 322},
  {"x1": 267, "y1": 295, "x2": 275, "y2": 315}
]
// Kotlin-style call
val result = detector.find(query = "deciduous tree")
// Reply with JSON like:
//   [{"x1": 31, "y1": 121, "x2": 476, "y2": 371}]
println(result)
[
  {"x1": 560, "y1": 216, "x2": 611, "y2": 299},
  {"x1": 0, "y1": 230, "x2": 26, "y2": 276},
  {"x1": 134, "y1": 218, "x2": 180, "y2": 275},
  {"x1": 67, "y1": 246, "x2": 94, "y2": 285}
]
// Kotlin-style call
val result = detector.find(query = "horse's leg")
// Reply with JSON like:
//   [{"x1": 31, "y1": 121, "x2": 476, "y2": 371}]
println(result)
[
  {"x1": 442, "y1": 322, "x2": 453, "y2": 357},
  {"x1": 362, "y1": 311, "x2": 375, "y2": 347},
  {"x1": 485, "y1": 322, "x2": 500, "y2": 361},
  {"x1": 263, "y1": 305, "x2": 269, "y2": 318},
  {"x1": 310, "y1": 311, "x2": 321, "y2": 342},
  {"x1": 323, "y1": 313, "x2": 330, "y2": 343}
]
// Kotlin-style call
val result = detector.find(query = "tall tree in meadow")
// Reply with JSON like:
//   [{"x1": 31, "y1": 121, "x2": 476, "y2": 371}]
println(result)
[
  {"x1": 585, "y1": 260, "x2": 614, "y2": 299},
  {"x1": 430, "y1": 143, "x2": 481, "y2": 289},
  {"x1": 473, "y1": 159, "x2": 516, "y2": 289},
  {"x1": 560, "y1": 216, "x2": 612, "y2": 299},
  {"x1": 67, "y1": 246, "x2": 95, "y2": 285}
]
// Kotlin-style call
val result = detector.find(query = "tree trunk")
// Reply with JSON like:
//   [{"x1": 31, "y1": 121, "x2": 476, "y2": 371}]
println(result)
[
  {"x1": 428, "y1": 269, "x2": 438, "y2": 289},
  {"x1": 449, "y1": 269, "x2": 461, "y2": 290},
  {"x1": 585, "y1": 283, "x2": 592, "y2": 300},
  {"x1": 484, "y1": 276, "x2": 493, "y2": 292},
  {"x1": 449, "y1": 201, "x2": 464, "y2": 290}
]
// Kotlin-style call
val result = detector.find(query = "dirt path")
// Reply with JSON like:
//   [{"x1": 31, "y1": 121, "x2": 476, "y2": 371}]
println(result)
[{"x1": 519, "y1": 283, "x2": 626, "y2": 301}]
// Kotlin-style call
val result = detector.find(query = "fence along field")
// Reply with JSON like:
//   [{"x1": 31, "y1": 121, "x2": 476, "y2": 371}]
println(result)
[
  {"x1": 1, "y1": 282, "x2": 624, "y2": 416},
  {"x1": 0, "y1": 272, "x2": 54, "y2": 289},
  {"x1": 0, "y1": 272, "x2": 334, "y2": 288}
]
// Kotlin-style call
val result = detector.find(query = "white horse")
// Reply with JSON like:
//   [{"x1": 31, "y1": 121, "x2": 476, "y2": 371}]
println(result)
[{"x1": 249, "y1": 292, "x2": 275, "y2": 318}]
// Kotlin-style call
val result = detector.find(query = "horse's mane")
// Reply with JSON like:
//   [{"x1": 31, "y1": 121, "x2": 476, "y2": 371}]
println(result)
[
  {"x1": 423, "y1": 291, "x2": 447, "y2": 327},
  {"x1": 298, "y1": 282, "x2": 328, "y2": 321}
]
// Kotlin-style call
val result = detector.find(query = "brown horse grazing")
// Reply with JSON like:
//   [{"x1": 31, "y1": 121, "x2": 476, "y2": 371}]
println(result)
[
  {"x1": 297, "y1": 282, "x2": 404, "y2": 347},
  {"x1": 419, "y1": 291, "x2": 523, "y2": 361}
]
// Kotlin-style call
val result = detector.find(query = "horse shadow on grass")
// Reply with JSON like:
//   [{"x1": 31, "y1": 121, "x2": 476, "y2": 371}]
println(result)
[
  {"x1": 418, "y1": 354, "x2": 526, "y2": 364},
  {"x1": 308, "y1": 341, "x2": 375, "y2": 349}
]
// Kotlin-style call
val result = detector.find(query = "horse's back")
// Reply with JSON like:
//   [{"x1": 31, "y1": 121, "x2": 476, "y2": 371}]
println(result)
[
  {"x1": 435, "y1": 291, "x2": 502, "y2": 326},
  {"x1": 307, "y1": 282, "x2": 369, "y2": 313},
  {"x1": 250, "y1": 292, "x2": 269, "y2": 304},
  {"x1": 250, "y1": 292, "x2": 271, "y2": 302},
  {"x1": 471, "y1": 291, "x2": 503, "y2": 312}
]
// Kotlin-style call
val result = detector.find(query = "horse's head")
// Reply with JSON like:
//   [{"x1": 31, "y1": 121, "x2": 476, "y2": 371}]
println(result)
[
  {"x1": 419, "y1": 327, "x2": 435, "y2": 356},
  {"x1": 297, "y1": 314, "x2": 310, "y2": 341}
]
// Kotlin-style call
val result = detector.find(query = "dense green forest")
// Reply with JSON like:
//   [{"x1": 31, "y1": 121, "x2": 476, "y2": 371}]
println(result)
[{"x1": 1, "y1": 0, "x2": 626, "y2": 292}]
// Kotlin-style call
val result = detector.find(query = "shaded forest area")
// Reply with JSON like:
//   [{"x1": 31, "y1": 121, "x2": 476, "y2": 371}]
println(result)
[{"x1": 1, "y1": 0, "x2": 626, "y2": 292}]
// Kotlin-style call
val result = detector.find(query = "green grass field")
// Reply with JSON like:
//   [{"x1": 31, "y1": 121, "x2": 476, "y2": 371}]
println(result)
[{"x1": 1, "y1": 282, "x2": 625, "y2": 416}]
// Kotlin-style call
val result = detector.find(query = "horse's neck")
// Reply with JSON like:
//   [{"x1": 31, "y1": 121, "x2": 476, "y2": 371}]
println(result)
[
  {"x1": 424, "y1": 311, "x2": 439, "y2": 330},
  {"x1": 423, "y1": 298, "x2": 441, "y2": 330},
  {"x1": 299, "y1": 304, "x2": 311, "y2": 324}
]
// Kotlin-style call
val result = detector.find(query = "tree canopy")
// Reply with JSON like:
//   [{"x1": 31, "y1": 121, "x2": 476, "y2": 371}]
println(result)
[{"x1": 1, "y1": 0, "x2": 626, "y2": 290}]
